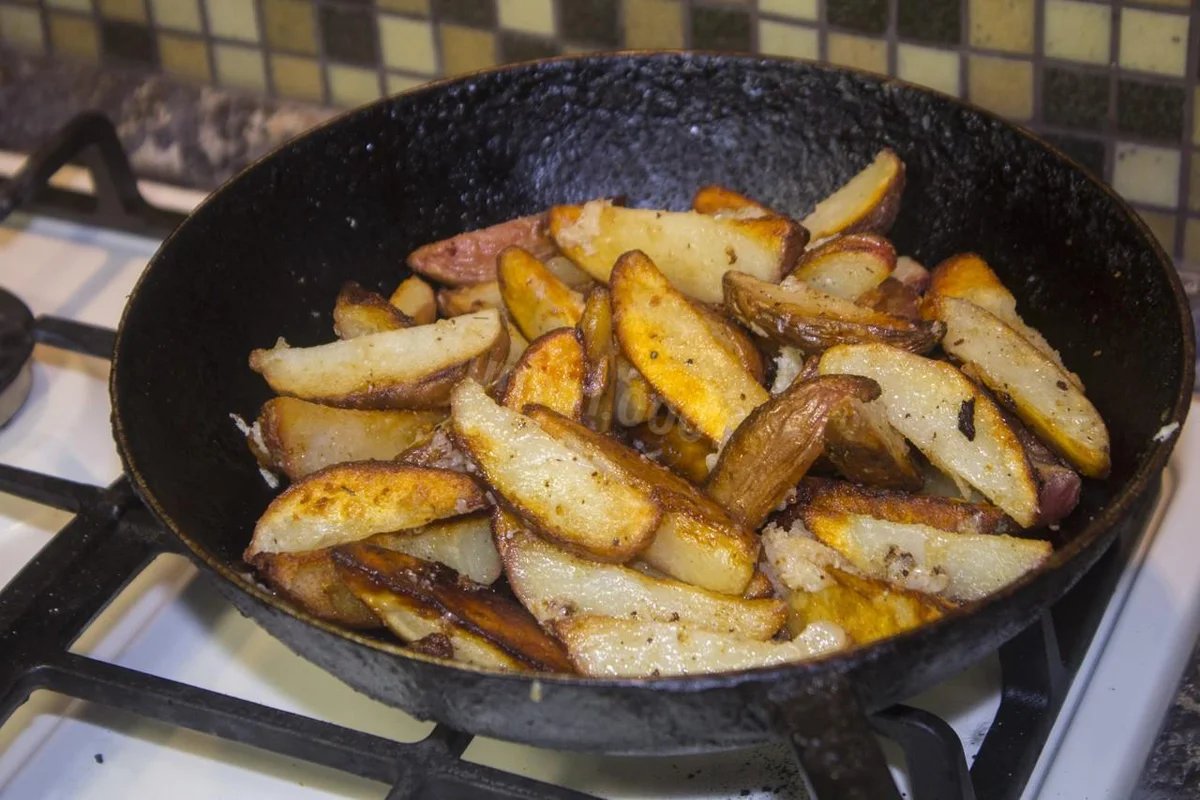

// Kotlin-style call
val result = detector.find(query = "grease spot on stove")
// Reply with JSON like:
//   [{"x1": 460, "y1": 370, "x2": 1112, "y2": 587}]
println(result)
[{"x1": 93, "y1": 753, "x2": 104, "y2": 764}]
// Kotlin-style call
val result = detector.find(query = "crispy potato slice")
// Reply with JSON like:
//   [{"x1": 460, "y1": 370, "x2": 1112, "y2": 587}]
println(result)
[
  {"x1": 801, "y1": 149, "x2": 905, "y2": 239},
  {"x1": 334, "y1": 543, "x2": 572, "y2": 672},
  {"x1": 818, "y1": 344, "x2": 1040, "y2": 527},
  {"x1": 525, "y1": 406, "x2": 759, "y2": 594},
  {"x1": 250, "y1": 397, "x2": 443, "y2": 480},
  {"x1": 706, "y1": 375, "x2": 881, "y2": 529},
  {"x1": 370, "y1": 513, "x2": 501, "y2": 585},
  {"x1": 333, "y1": 281, "x2": 413, "y2": 339},
  {"x1": 437, "y1": 281, "x2": 503, "y2": 317},
  {"x1": 253, "y1": 549, "x2": 379, "y2": 628},
  {"x1": 550, "y1": 200, "x2": 806, "y2": 303},
  {"x1": 498, "y1": 246, "x2": 586, "y2": 341},
  {"x1": 724, "y1": 271, "x2": 943, "y2": 355},
  {"x1": 693, "y1": 302, "x2": 767, "y2": 383},
  {"x1": 451, "y1": 379, "x2": 660, "y2": 561},
  {"x1": 857, "y1": 277, "x2": 922, "y2": 320},
  {"x1": 552, "y1": 615, "x2": 845, "y2": 677},
  {"x1": 787, "y1": 234, "x2": 895, "y2": 300},
  {"x1": 249, "y1": 310, "x2": 508, "y2": 410},
  {"x1": 390, "y1": 276, "x2": 437, "y2": 325},
  {"x1": 803, "y1": 509, "x2": 1051, "y2": 602},
  {"x1": 627, "y1": 416, "x2": 715, "y2": 484},
  {"x1": 823, "y1": 398, "x2": 923, "y2": 490},
  {"x1": 692, "y1": 185, "x2": 777, "y2": 219},
  {"x1": 577, "y1": 286, "x2": 616, "y2": 433},
  {"x1": 612, "y1": 252, "x2": 769, "y2": 442},
  {"x1": 407, "y1": 212, "x2": 556, "y2": 286},
  {"x1": 787, "y1": 568, "x2": 947, "y2": 645},
  {"x1": 494, "y1": 519, "x2": 785, "y2": 640},
  {"x1": 501, "y1": 328, "x2": 586, "y2": 419},
  {"x1": 931, "y1": 296, "x2": 1109, "y2": 478},
  {"x1": 244, "y1": 462, "x2": 486, "y2": 558},
  {"x1": 614, "y1": 357, "x2": 661, "y2": 426}
]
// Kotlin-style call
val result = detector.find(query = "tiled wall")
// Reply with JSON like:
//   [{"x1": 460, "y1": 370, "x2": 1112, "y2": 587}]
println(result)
[{"x1": 0, "y1": 0, "x2": 1198, "y2": 260}]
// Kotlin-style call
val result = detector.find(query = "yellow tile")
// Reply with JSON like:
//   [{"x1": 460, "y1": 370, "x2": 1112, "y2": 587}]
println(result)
[
  {"x1": 328, "y1": 64, "x2": 382, "y2": 107},
  {"x1": 1119, "y1": 8, "x2": 1188, "y2": 77},
  {"x1": 98, "y1": 0, "x2": 146, "y2": 23},
  {"x1": 967, "y1": 55, "x2": 1032, "y2": 120},
  {"x1": 1185, "y1": 219, "x2": 1200, "y2": 262},
  {"x1": 151, "y1": 0, "x2": 201, "y2": 31},
  {"x1": 1113, "y1": 143, "x2": 1180, "y2": 207},
  {"x1": 758, "y1": 0, "x2": 818, "y2": 21},
  {"x1": 48, "y1": 12, "x2": 98, "y2": 59},
  {"x1": 897, "y1": 44, "x2": 960, "y2": 97},
  {"x1": 158, "y1": 32, "x2": 211, "y2": 82},
  {"x1": 1139, "y1": 209, "x2": 1176, "y2": 251},
  {"x1": 1139, "y1": 0, "x2": 1189, "y2": 7},
  {"x1": 623, "y1": 0, "x2": 682, "y2": 49},
  {"x1": 46, "y1": 0, "x2": 92, "y2": 11},
  {"x1": 498, "y1": 0, "x2": 554, "y2": 36},
  {"x1": 758, "y1": 19, "x2": 817, "y2": 60},
  {"x1": 270, "y1": 54, "x2": 323, "y2": 102},
  {"x1": 378, "y1": 0, "x2": 430, "y2": 15},
  {"x1": 0, "y1": 6, "x2": 44, "y2": 53},
  {"x1": 262, "y1": 0, "x2": 316, "y2": 54},
  {"x1": 826, "y1": 33, "x2": 887, "y2": 74},
  {"x1": 387, "y1": 73, "x2": 427, "y2": 94},
  {"x1": 380, "y1": 14, "x2": 437, "y2": 74},
  {"x1": 969, "y1": 0, "x2": 1034, "y2": 53},
  {"x1": 214, "y1": 43, "x2": 267, "y2": 92},
  {"x1": 206, "y1": 0, "x2": 260, "y2": 42},
  {"x1": 439, "y1": 23, "x2": 496, "y2": 76},
  {"x1": 1043, "y1": 0, "x2": 1110, "y2": 65}
]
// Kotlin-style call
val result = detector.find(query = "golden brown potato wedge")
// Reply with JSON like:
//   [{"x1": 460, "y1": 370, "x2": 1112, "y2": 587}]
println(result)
[
  {"x1": 823, "y1": 397, "x2": 923, "y2": 490},
  {"x1": 501, "y1": 328, "x2": 586, "y2": 420},
  {"x1": 244, "y1": 462, "x2": 486, "y2": 558},
  {"x1": 787, "y1": 234, "x2": 896, "y2": 300},
  {"x1": 626, "y1": 416, "x2": 715, "y2": 484},
  {"x1": 787, "y1": 567, "x2": 947, "y2": 645},
  {"x1": 692, "y1": 301, "x2": 767, "y2": 383},
  {"x1": 801, "y1": 149, "x2": 905, "y2": 239},
  {"x1": 930, "y1": 295, "x2": 1110, "y2": 478},
  {"x1": 450, "y1": 379, "x2": 660, "y2": 561},
  {"x1": 549, "y1": 200, "x2": 806, "y2": 303},
  {"x1": 552, "y1": 615, "x2": 845, "y2": 677},
  {"x1": 724, "y1": 271, "x2": 944, "y2": 355},
  {"x1": 692, "y1": 185, "x2": 777, "y2": 219},
  {"x1": 577, "y1": 286, "x2": 616, "y2": 432},
  {"x1": 389, "y1": 276, "x2": 437, "y2": 325},
  {"x1": 818, "y1": 343, "x2": 1040, "y2": 527},
  {"x1": 250, "y1": 397, "x2": 443, "y2": 480},
  {"x1": 542, "y1": 255, "x2": 595, "y2": 290},
  {"x1": 334, "y1": 543, "x2": 572, "y2": 672},
  {"x1": 614, "y1": 357, "x2": 661, "y2": 427},
  {"x1": 497, "y1": 246, "x2": 586, "y2": 341},
  {"x1": 612, "y1": 251, "x2": 769, "y2": 442},
  {"x1": 249, "y1": 310, "x2": 509, "y2": 410},
  {"x1": 369, "y1": 513, "x2": 501, "y2": 585},
  {"x1": 253, "y1": 549, "x2": 379, "y2": 628},
  {"x1": 406, "y1": 212, "x2": 557, "y2": 286},
  {"x1": 494, "y1": 518, "x2": 785, "y2": 640},
  {"x1": 333, "y1": 281, "x2": 413, "y2": 339},
  {"x1": 437, "y1": 281, "x2": 503, "y2": 317}
]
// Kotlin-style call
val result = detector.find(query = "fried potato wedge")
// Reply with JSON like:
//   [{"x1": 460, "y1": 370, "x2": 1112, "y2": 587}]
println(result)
[
  {"x1": 857, "y1": 277, "x2": 922, "y2": 320},
  {"x1": 251, "y1": 397, "x2": 443, "y2": 480},
  {"x1": 552, "y1": 615, "x2": 845, "y2": 677},
  {"x1": 244, "y1": 462, "x2": 486, "y2": 558},
  {"x1": 931, "y1": 295, "x2": 1110, "y2": 478},
  {"x1": 253, "y1": 549, "x2": 379, "y2": 628},
  {"x1": 803, "y1": 509, "x2": 1051, "y2": 602},
  {"x1": 501, "y1": 328, "x2": 586, "y2": 419},
  {"x1": 370, "y1": 513, "x2": 501, "y2": 585},
  {"x1": 743, "y1": 569, "x2": 775, "y2": 600},
  {"x1": 451, "y1": 379, "x2": 660, "y2": 561},
  {"x1": 334, "y1": 543, "x2": 572, "y2": 672},
  {"x1": 498, "y1": 246, "x2": 586, "y2": 341},
  {"x1": 543, "y1": 255, "x2": 595, "y2": 289},
  {"x1": 787, "y1": 234, "x2": 895, "y2": 300},
  {"x1": 997, "y1": 408, "x2": 1082, "y2": 529},
  {"x1": 389, "y1": 275, "x2": 437, "y2": 325},
  {"x1": 706, "y1": 375, "x2": 881, "y2": 529},
  {"x1": 724, "y1": 271, "x2": 943, "y2": 355},
  {"x1": 692, "y1": 185, "x2": 777, "y2": 219},
  {"x1": 818, "y1": 344, "x2": 1040, "y2": 527},
  {"x1": 787, "y1": 567, "x2": 947, "y2": 645},
  {"x1": 525, "y1": 406, "x2": 759, "y2": 594},
  {"x1": 494, "y1": 520, "x2": 785, "y2": 640},
  {"x1": 613, "y1": 252, "x2": 769, "y2": 442},
  {"x1": 333, "y1": 281, "x2": 413, "y2": 339},
  {"x1": 693, "y1": 302, "x2": 767, "y2": 383},
  {"x1": 823, "y1": 398, "x2": 923, "y2": 490},
  {"x1": 627, "y1": 416, "x2": 715, "y2": 484},
  {"x1": 893, "y1": 255, "x2": 930, "y2": 293},
  {"x1": 801, "y1": 149, "x2": 905, "y2": 240},
  {"x1": 614, "y1": 357, "x2": 661, "y2": 427},
  {"x1": 407, "y1": 212, "x2": 556, "y2": 286},
  {"x1": 437, "y1": 281, "x2": 503, "y2": 317},
  {"x1": 577, "y1": 286, "x2": 616, "y2": 432},
  {"x1": 250, "y1": 310, "x2": 508, "y2": 410},
  {"x1": 549, "y1": 200, "x2": 806, "y2": 303}
]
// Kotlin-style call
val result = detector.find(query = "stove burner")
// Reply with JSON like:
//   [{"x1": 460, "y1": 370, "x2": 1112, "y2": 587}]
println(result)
[{"x1": 0, "y1": 287, "x2": 34, "y2": 427}]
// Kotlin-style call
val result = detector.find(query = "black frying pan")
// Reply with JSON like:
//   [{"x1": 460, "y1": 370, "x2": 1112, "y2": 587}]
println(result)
[{"x1": 110, "y1": 53, "x2": 1194, "y2": 798}]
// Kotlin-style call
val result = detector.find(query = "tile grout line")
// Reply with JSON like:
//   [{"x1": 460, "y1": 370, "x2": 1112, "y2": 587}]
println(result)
[
  {"x1": 1032, "y1": 0, "x2": 1045, "y2": 132},
  {"x1": 1105, "y1": 0, "x2": 1120, "y2": 190},
  {"x1": 250, "y1": 0, "x2": 276, "y2": 100},
  {"x1": 1172, "y1": 3, "x2": 1198, "y2": 260}
]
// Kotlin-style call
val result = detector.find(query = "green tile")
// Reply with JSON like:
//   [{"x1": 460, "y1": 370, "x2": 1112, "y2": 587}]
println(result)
[
  {"x1": 559, "y1": 0, "x2": 618, "y2": 46},
  {"x1": 898, "y1": 0, "x2": 959, "y2": 44},
  {"x1": 1117, "y1": 80, "x2": 1185, "y2": 142},
  {"x1": 691, "y1": 6, "x2": 751, "y2": 51},
  {"x1": 1042, "y1": 67, "x2": 1109, "y2": 130},
  {"x1": 433, "y1": 0, "x2": 496, "y2": 28},
  {"x1": 319, "y1": 4, "x2": 379, "y2": 66},
  {"x1": 100, "y1": 19, "x2": 158, "y2": 64},
  {"x1": 827, "y1": 0, "x2": 888, "y2": 34},
  {"x1": 498, "y1": 30, "x2": 560, "y2": 62}
]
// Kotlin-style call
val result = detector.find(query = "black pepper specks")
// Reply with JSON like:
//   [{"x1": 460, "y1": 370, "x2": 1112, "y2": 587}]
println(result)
[{"x1": 958, "y1": 397, "x2": 976, "y2": 441}]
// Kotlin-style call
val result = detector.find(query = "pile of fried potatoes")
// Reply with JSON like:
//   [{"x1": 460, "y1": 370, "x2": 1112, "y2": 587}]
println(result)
[{"x1": 240, "y1": 148, "x2": 1110, "y2": 678}]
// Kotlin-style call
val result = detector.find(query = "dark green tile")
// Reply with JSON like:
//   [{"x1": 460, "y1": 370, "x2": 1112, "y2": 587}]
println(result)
[
  {"x1": 827, "y1": 0, "x2": 887, "y2": 35},
  {"x1": 101, "y1": 20, "x2": 158, "y2": 65},
  {"x1": 433, "y1": 0, "x2": 496, "y2": 28},
  {"x1": 691, "y1": 6, "x2": 750, "y2": 51},
  {"x1": 1042, "y1": 67, "x2": 1108, "y2": 131},
  {"x1": 319, "y1": 4, "x2": 378, "y2": 66},
  {"x1": 1117, "y1": 80, "x2": 1185, "y2": 142},
  {"x1": 897, "y1": 0, "x2": 959, "y2": 44},
  {"x1": 559, "y1": 0, "x2": 619, "y2": 47},
  {"x1": 1043, "y1": 134, "x2": 1105, "y2": 177},
  {"x1": 499, "y1": 30, "x2": 561, "y2": 62}
]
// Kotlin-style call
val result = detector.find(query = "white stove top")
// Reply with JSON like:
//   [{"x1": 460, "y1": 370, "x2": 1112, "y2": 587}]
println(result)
[{"x1": 0, "y1": 155, "x2": 1197, "y2": 800}]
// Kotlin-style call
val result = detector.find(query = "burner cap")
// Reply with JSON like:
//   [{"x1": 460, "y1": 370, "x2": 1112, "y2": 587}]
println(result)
[{"x1": 0, "y1": 288, "x2": 34, "y2": 427}]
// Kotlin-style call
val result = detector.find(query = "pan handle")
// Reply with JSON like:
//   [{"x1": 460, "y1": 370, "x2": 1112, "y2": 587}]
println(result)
[{"x1": 767, "y1": 672, "x2": 902, "y2": 800}]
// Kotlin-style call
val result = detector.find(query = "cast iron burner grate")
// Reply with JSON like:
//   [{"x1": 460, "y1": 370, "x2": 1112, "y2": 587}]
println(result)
[{"x1": 0, "y1": 113, "x2": 1162, "y2": 800}]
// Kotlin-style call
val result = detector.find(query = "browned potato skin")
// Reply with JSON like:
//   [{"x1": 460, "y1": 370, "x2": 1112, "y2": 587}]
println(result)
[
  {"x1": 706, "y1": 375, "x2": 881, "y2": 529},
  {"x1": 577, "y1": 286, "x2": 617, "y2": 433},
  {"x1": 992, "y1": 406, "x2": 1082, "y2": 529},
  {"x1": 857, "y1": 277, "x2": 922, "y2": 320},
  {"x1": 802, "y1": 149, "x2": 906, "y2": 239},
  {"x1": 787, "y1": 233, "x2": 896, "y2": 286},
  {"x1": 626, "y1": 416, "x2": 715, "y2": 484},
  {"x1": 692, "y1": 185, "x2": 777, "y2": 218},
  {"x1": 823, "y1": 400, "x2": 923, "y2": 491},
  {"x1": 787, "y1": 567, "x2": 947, "y2": 645},
  {"x1": 502, "y1": 328, "x2": 586, "y2": 419},
  {"x1": 390, "y1": 276, "x2": 437, "y2": 325},
  {"x1": 251, "y1": 549, "x2": 380, "y2": 628},
  {"x1": 333, "y1": 282, "x2": 414, "y2": 339},
  {"x1": 742, "y1": 569, "x2": 776, "y2": 600},
  {"x1": 437, "y1": 281, "x2": 503, "y2": 317},
  {"x1": 692, "y1": 302, "x2": 767, "y2": 383},
  {"x1": 498, "y1": 246, "x2": 585, "y2": 341},
  {"x1": 892, "y1": 256, "x2": 930, "y2": 293},
  {"x1": 407, "y1": 212, "x2": 557, "y2": 287}
]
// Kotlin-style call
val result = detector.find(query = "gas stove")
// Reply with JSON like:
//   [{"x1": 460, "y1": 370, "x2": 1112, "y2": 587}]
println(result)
[{"x1": 0, "y1": 116, "x2": 1198, "y2": 800}]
